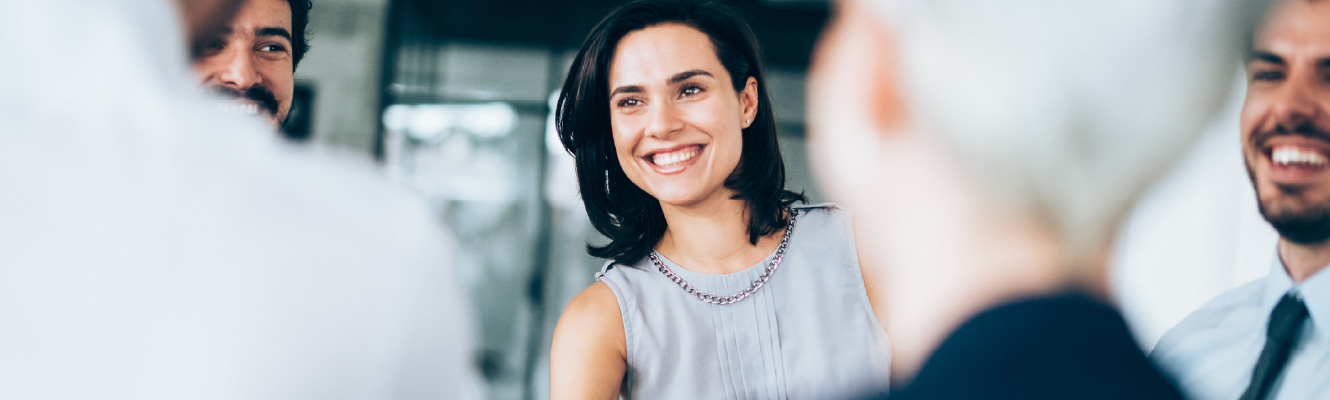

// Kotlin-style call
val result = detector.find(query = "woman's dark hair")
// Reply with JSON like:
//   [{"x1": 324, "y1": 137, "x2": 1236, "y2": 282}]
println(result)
[{"x1": 556, "y1": 0, "x2": 805, "y2": 264}]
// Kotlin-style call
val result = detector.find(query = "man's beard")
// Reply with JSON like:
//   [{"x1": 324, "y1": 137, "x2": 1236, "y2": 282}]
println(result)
[
  {"x1": 1249, "y1": 121, "x2": 1330, "y2": 244},
  {"x1": 1259, "y1": 198, "x2": 1330, "y2": 244},
  {"x1": 207, "y1": 84, "x2": 283, "y2": 123}
]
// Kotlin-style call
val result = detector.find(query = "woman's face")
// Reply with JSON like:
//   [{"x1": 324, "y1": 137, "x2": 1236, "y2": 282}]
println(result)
[{"x1": 607, "y1": 23, "x2": 758, "y2": 208}]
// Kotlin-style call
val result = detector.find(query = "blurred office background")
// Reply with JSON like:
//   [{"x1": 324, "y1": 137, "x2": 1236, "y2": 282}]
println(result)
[{"x1": 290, "y1": 0, "x2": 1274, "y2": 399}]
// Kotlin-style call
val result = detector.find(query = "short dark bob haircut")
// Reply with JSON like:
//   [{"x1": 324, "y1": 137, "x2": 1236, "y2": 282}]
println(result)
[{"x1": 556, "y1": 0, "x2": 805, "y2": 265}]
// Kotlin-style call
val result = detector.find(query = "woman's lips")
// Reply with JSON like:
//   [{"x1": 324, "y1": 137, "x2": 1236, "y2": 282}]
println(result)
[{"x1": 643, "y1": 144, "x2": 704, "y2": 175}]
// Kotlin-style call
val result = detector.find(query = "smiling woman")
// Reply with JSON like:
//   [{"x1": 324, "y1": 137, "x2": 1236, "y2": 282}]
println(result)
[
  {"x1": 549, "y1": 1, "x2": 891, "y2": 399},
  {"x1": 556, "y1": 0, "x2": 802, "y2": 266}
]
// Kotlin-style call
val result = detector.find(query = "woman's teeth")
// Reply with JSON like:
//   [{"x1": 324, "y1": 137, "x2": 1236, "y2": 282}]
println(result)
[
  {"x1": 1273, "y1": 147, "x2": 1328, "y2": 166},
  {"x1": 651, "y1": 148, "x2": 699, "y2": 167}
]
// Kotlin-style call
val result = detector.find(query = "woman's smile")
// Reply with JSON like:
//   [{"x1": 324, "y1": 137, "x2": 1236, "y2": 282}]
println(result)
[{"x1": 643, "y1": 144, "x2": 705, "y2": 175}]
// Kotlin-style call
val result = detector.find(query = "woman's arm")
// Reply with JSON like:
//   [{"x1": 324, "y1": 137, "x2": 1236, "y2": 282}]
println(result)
[{"x1": 550, "y1": 282, "x2": 627, "y2": 400}]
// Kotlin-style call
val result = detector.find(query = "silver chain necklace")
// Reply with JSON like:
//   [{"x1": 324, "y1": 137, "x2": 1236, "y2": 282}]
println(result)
[{"x1": 649, "y1": 209, "x2": 798, "y2": 305}]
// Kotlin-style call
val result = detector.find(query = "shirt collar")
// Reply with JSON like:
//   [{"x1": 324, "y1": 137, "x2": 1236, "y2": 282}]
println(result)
[{"x1": 1269, "y1": 252, "x2": 1330, "y2": 342}]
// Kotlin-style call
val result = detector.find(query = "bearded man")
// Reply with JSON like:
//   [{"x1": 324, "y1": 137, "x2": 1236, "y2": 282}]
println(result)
[
  {"x1": 192, "y1": 0, "x2": 311, "y2": 129},
  {"x1": 1153, "y1": 1, "x2": 1330, "y2": 399}
]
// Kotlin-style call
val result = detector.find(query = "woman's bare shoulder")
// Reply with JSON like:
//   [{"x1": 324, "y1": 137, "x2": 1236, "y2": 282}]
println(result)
[
  {"x1": 550, "y1": 282, "x2": 627, "y2": 400},
  {"x1": 554, "y1": 281, "x2": 626, "y2": 360}
]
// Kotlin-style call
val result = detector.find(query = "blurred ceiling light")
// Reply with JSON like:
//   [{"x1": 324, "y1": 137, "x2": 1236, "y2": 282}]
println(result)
[
  {"x1": 382, "y1": 104, "x2": 413, "y2": 131},
  {"x1": 382, "y1": 102, "x2": 518, "y2": 144},
  {"x1": 456, "y1": 102, "x2": 518, "y2": 139}
]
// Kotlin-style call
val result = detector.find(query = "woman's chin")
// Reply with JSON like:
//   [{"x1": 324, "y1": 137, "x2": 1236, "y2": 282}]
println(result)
[
  {"x1": 653, "y1": 194, "x2": 705, "y2": 208},
  {"x1": 648, "y1": 187, "x2": 712, "y2": 208}
]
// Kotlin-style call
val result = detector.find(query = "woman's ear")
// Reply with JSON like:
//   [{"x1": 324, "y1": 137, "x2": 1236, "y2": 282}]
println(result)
[{"x1": 740, "y1": 76, "x2": 759, "y2": 128}]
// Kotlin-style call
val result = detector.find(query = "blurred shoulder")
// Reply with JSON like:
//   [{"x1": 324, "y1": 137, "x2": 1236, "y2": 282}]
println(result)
[
  {"x1": 239, "y1": 138, "x2": 456, "y2": 260},
  {"x1": 1153, "y1": 277, "x2": 1266, "y2": 354}
]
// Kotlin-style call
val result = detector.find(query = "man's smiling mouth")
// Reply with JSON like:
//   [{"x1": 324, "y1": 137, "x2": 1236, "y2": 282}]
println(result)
[
  {"x1": 1271, "y1": 145, "x2": 1329, "y2": 167},
  {"x1": 220, "y1": 100, "x2": 264, "y2": 116}
]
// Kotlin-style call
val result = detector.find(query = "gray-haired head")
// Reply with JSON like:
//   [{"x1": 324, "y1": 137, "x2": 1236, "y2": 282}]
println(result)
[{"x1": 879, "y1": 0, "x2": 1266, "y2": 262}]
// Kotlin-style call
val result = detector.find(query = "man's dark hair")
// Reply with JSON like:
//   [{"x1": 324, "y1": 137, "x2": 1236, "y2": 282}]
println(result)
[
  {"x1": 289, "y1": 0, "x2": 312, "y2": 69},
  {"x1": 555, "y1": 0, "x2": 805, "y2": 265}
]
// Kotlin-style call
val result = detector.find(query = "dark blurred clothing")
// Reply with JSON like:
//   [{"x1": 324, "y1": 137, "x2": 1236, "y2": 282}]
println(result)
[{"x1": 876, "y1": 292, "x2": 1183, "y2": 400}]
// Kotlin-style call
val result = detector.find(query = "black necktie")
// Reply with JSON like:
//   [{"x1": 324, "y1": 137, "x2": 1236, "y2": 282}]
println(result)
[{"x1": 1239, "y1": 293, "x2": 1310, "y2": 400}]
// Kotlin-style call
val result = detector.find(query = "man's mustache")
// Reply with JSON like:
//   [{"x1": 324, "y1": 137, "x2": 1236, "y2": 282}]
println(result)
[
  {"x1": 208, "y1": 85, "x2": 280, "y2": 117},
  {"x1": 1253, "y1": 122, "x2": 1330, "y2": 150}
]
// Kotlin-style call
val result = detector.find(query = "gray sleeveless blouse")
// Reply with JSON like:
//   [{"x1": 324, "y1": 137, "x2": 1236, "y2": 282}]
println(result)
[{"x1": 596, "y1": 204, "x2": 891, "y2": 399}]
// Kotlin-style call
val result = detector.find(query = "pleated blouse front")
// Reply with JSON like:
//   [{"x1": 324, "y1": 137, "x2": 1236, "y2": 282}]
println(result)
[{"x1": 596, "y1": 204, "x2": 891, "y2": 399}]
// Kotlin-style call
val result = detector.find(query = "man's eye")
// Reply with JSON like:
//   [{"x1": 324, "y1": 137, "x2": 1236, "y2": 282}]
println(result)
[
  {"x1": 1252, "y1": 70, "x2": 1285, "y2": 82},
  {"x1": 199, "y1": 40, "x2": 226, "y2": 53},
  {"x1": 258, "y1": 44, "x2": 287, "y2": 53},
  {"x1": 192, "y1": 39, "x2": 225, "y2": 59}
]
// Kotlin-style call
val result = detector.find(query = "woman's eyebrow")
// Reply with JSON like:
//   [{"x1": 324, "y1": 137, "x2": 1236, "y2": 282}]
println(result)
[
  {"x1": 668, "y1": 70, "x2": 712, "y2": 85},
  {"x1": 610, "y1": 85, "x2": 643, "y2": 98},
  {"x1": 610, "y1": 70, "x2": 714, "y2": 97}
]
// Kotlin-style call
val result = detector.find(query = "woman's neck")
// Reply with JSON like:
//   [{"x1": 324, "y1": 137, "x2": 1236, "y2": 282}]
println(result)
[{"x1": 656, "y1": 195, "x2": 783, "y2": 274}]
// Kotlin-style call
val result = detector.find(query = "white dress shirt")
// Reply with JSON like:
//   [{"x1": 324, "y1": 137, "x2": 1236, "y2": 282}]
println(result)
[
  {"x1": 0, "y1": 0, "x2": 482, "y2": 399},
  {"x1": 1152, "y1": 254, "x2": 1330, "y2": 400}
]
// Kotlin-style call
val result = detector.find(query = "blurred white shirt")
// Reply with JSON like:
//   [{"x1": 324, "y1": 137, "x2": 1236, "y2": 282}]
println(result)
[
  {"x1": 0, "y1": 0, "x2": 482, "y2": 399},
  {"x1": 1152, "y1": 256, "x2": 1330, "y2": 400}
]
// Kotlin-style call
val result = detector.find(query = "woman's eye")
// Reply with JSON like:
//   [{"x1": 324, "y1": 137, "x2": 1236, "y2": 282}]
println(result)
[
  {"x1": 617, "y1": 98, "x2": 642, "y2": 108},
  {"x1": 680, "y1": 85, "x2": 703, "y2": 97}
]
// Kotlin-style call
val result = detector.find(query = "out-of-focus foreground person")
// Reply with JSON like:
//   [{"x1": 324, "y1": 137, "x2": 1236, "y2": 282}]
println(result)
[
  {"x1": 808, "y1": 0, "x2": 1260, "y2": 398},
  {"x1": 0, "y1": 0, "x2": 481, "y2": 398},
  {"x1": 550, "y1": 0, "x2": 890, "y2": 398},
  {"x1": 192, "y1": 0, "x2": 309, "y2": 129},
  {"x1": 1152, "y1": 0, "x2": 1330, "y2": 399}
]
